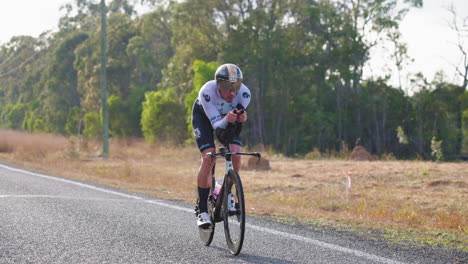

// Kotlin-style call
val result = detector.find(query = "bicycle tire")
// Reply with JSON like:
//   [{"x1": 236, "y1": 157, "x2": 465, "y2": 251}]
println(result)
[
  {"x1": 198, "y1": 176, "x2": 216, "y2": 246},
  {"x1": 223, "y1": 169, "x2": 245, "y2": 255}
]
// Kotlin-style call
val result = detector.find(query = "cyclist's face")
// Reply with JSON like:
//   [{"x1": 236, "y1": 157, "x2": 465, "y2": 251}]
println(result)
[{"x1": 218, "y1": 80, "x2": 241, "y2": 102}]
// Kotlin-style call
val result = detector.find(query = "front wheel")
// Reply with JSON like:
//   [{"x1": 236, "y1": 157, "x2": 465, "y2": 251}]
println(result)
[{"x1": 223, "y1": 170, "x2": 245, "y2": 255}]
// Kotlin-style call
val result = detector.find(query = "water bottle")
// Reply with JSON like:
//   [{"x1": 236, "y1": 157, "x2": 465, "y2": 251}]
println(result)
[{"x1": 213, "y1": 178, "x2": 223, "y2": 201}]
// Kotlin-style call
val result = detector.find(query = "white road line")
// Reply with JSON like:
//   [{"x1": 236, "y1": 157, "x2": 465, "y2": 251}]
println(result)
[
  {"x1": 0, "y1": 163, "x2": 406, "y2": 264},
  {"x1": 0, "y1": 194, "x2": 137, "y2": 202},
  {"x1": 246, "y1": 224, "x2": 406, "y2": 264},
  {"x1": 0, "y1": 164, "x2": 144, "y2": 200}
]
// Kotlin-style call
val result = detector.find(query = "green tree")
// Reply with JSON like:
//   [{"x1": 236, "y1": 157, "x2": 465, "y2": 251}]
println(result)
[
  {"x1": 462, "y1": 109, "x2": 468, "y2": 154},
  {"x1": 127, "y1": 7, "x2": 173, "y2": 90},
  {"x1": 106, "y1": 13, "x2": 137, "y2": 99},
  {"x1": 42, "y1": 32, "x2": 89, "y2": 133},
  {"x1": 157, "y1": 0, "x2": 220, "y2": 99},
  {"x1": 429, "y1": 82, "x2": 464, "y2": 159},
  {"x1": 0, "y1": 35, "x2": 50, "y2": 118},
  {"x1": 461, "y1": 91, "x2": 468, "y2": 153}
]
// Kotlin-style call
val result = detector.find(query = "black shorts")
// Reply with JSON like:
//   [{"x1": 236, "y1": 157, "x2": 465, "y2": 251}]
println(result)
[{"x1": 191, "y1": 99, "x2": 242, "y2": 152}]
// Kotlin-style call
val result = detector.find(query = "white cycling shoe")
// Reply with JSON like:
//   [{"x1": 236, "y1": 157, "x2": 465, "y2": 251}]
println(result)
[{"x1": 197, "y1": 212, "x2": 212, "y2": 228}]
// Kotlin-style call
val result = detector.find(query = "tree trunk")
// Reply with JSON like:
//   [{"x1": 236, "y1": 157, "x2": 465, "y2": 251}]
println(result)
[
  {"x1": 353, "y1": 68, "x2": 362, "y2": 139},
  {"x1": 417, "y1": 102, "x2": 424, "y2": 156},
  {"x1": 372, "y1": 96, "x2": 381, "y2": 155},
  {"x1": 336, "y1": 80, "x2": 343, "y2": 148},
  {"x1": 381, "y1": 96, "x2": 387, "y2": 152}
]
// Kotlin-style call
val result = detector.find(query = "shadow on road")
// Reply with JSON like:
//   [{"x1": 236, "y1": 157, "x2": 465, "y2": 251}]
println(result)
[{"x1": 209, "y1": 245, "x2": 296, "y2": 264}]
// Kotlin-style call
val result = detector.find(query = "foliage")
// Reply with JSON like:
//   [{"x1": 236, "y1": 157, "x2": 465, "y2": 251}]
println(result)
[
  {"x1": 431, "y1": 137, "x2": 444, "y2": 161},
  {"x1": 42, "y1": 32, "x2": 89, "y2": 134},
  {"x1": 141, "y1": 89, "x2": 187, "y2": 144},
  {"x1": 0, "y1": 0, "x2": 466, "y2": 160},
  {"x1": 6, "y1": 103, "x2": 27, "y2": 129},
  {"x1": 107, "y1": 95, "x2": 132, "y2": 137},
  {"x1": 396, "y1": 126, "x2": 409, "y2": 144},
  {"x1": 33, "y1": 119, "x2": 46, "y2": 133},
  {"x1": 83, "y1": 112, "x2": 102, "y2": 139},
  {"x1": 184, "y1": 60, "x2": 219, "y2": 137},
  {"x1": 65, "y1": 106, "x2": 83, "y2": 136}
]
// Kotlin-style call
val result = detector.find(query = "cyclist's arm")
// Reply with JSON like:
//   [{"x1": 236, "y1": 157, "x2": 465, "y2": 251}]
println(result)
[
  {"x1": 234, "y1": 85, "x2": 251, "y2": 123},
  {"x1": 199, "y1": 93, "x2": 229, "y2": 129},
  {"x1": 237, "y1": 84, "x2": 251, "y2": 110}
]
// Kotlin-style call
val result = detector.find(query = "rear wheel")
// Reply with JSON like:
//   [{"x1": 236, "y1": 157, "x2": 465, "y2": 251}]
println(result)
[
  {"x1": 198, "y1": 177, "x2": 215, "y2": 245},
  {"x1": 223, "y1": 170, "x2": 245, "y2": 255}
]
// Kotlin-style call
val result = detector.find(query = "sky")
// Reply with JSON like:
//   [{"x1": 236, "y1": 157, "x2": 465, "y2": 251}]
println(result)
[
  {"x1": 365, "y1": 0, "x2": 468, "y2": 90},
  {"x1": 0, "y1": 0, "x2": 467, "y2": 90}
]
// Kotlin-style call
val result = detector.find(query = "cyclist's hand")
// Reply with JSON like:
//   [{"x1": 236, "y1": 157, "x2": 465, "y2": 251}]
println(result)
[
  {"x1": 226, "y1": 110, "x2": 238, "y2": 123},
  {"x1": 237, "y1": 110, "x2": 247, "y2": 123}
]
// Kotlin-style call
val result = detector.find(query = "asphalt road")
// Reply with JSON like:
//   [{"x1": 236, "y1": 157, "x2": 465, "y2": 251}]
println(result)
[{"x1": 0, "y1": 163, "x2": 465, "y2": 264}]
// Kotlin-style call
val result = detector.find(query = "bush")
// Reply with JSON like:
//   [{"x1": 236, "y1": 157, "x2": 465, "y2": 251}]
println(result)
[
  {"x1": 108, "y1": 95, "x2": 132, "y2": 138},
  {"x1": 7, "y1": 103, "x2": 27, "y2": 129},
  {"x1": 83, "y1": 112, "x2": 102, "y2": 139},
  {"x1": 141, "y1": 89, "x2": 187, "y2": 144},
  {"x1": 33, "y1": 119, "x2": 46, "y2": 132},
  {"x1": 22, "y1": 110, "x2": 34, "y2": 132},
  {"x1": 184, "y1": 60, "x2": 219, "y2": 137},
  {"x1": 65, "y1": 106, "x2": 83, "y2": 136}
]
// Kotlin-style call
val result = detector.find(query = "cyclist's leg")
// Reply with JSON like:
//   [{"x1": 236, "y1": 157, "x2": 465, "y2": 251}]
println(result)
[
  {"x1": 192, "y1": 99, "x2": 216, "y2": 214},
  {"x1": 198, "y1": 148, "x2": 215, "y2": 188},
  {"x1": 197, "y1": 148, "x2": 215, "y2": 214}
]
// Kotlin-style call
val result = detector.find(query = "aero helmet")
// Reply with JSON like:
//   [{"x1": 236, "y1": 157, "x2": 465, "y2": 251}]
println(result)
[{"x1": 214, "y1": 64, "x2": 243, "y2": 92}]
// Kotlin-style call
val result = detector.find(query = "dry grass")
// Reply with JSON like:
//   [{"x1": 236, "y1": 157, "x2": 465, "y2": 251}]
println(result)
[{"x1": 0, "y1": 129, "x2": 467, "y2": 249}]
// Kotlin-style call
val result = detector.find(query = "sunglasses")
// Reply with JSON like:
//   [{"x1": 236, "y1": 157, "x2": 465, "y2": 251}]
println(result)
[{"x1": 218, "y1": 80, "x2": 242, "y2": 93}]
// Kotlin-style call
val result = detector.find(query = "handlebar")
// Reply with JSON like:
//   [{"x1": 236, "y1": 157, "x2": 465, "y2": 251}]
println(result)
[{"x1": 206, "y1": 151, "x2": 261, "y2": 159}]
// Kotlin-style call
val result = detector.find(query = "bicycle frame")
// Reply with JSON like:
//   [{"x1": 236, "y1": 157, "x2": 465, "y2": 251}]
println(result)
[{"x1": 206, "y1": 143, "x2": 261, "y2": 222}]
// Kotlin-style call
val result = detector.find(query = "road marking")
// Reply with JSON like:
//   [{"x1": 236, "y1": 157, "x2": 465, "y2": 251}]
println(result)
[
  {"x1": 0, "y1": 164, "x2": 144, "y2": 200},
  {"x1": 0, "y1": 163, "x2": 405, "y2": 264},
  {"x1": 0, "y1": 194, "x2": 137, "y2": 202},
  {"x1": 246, "y1": 223, "x2": 406, "y2": 264}
]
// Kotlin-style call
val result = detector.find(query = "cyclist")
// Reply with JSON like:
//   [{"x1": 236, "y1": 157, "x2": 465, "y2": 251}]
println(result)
[{"x1": 191, "y1": 63, "x2": 251, "y2": 228}]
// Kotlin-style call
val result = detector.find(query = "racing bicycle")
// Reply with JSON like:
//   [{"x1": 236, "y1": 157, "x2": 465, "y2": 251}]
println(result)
[{"x1": 195, "y1": 139, "x2": 261, "y2": 255}]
